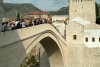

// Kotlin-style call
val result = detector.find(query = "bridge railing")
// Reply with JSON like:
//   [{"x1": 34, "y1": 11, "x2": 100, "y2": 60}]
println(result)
[{"x1": 0, "y1": 24, "x2": 66, "y2": 48}]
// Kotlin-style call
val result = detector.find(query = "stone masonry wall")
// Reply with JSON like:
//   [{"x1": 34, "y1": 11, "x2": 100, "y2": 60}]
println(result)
[
  {"x1": 88, "y1": 48, "x2": 100, "y2": 67},
  {"x1": 69, "y1": 0, "x2": 96, "y2": 23},
  {"x1": 66, "y1": 21, "x2": 84, "y2": 44}
]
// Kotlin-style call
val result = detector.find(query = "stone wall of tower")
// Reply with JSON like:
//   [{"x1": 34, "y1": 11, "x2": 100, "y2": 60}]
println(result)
[
  {"x1": 69, "y1": 0, "x2": 96, "y2": 23},
  {"x1": 0, "y1": 0, "x2": 3, "y2": 32}
]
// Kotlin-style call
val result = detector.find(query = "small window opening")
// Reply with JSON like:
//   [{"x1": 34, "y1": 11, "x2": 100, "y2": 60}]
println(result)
[
  {"x1": 92, "y1": 38, "x2": 95, "y2": 42},
  {"x1": 86, "y1": 38, "x2": 88, "y2": 42},
  {"x1": 73, "y1": 35, "x2": 77, "y2": 40},
  {"x1": 75, "y1": 10, "x2": 77, "y2": 12},
  {"x1": 99, "y1": 38, "x2": 100, "y2": 42}
]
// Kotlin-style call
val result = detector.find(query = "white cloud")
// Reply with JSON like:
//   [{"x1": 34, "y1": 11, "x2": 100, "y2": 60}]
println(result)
[
  {"x1": 3, "y1": 0, "x2": 34, "y2": 3},
  {"x1": 3, "y1": 0, "x2": 100, "y2": 11},
  {"x1": 32, "y1": 0, "x2": 68, "y2": 11}
]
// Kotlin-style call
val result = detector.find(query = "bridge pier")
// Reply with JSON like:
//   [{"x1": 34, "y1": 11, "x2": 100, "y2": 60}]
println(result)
[
  {"x1": 40, "y1": 45, "x2": 50, "y2": 67},
  {"x1": 66, "y1": 44, "x2": 89, "y2": 67}
]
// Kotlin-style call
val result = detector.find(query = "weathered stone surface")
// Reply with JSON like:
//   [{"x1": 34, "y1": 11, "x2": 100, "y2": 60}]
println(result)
[
  {"x1": 0, "y1": 0, "x2": 3, "y2": 32},
  {"x1": 69, "y1": 0, "x2": 96, "y2": 23}
]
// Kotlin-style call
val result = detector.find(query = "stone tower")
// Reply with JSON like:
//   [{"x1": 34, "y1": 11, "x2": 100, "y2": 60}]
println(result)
[
  {"x1": 69, "y1": 0, "x2": 96, "y2": 23},
  {"x1": 0, "y1": 0, "x2": 3, "y2": 32}
]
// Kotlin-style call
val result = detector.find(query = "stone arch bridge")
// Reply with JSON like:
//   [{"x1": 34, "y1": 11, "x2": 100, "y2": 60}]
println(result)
[
  {"x1": 0, "y1": 23, "x2": 100, "y2": 67},
  {"x1": 0, "y1": 24, "x2": 68, "y2": 67}
]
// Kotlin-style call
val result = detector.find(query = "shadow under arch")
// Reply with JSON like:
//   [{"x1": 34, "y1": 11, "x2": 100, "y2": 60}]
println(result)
[
  {"x1": 40, "y1": 37, "x2": 64, "y2": 67},
  {"x1": 17, "y1": 30, "x2": 65, "y2": 67}
]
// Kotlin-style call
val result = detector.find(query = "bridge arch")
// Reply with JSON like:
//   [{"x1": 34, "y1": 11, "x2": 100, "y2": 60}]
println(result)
[
  {"x1": 40, "y1": 37, "x2": 64, "y2": 67},
  {"x1": 13, "y1": 28, "x2": 66, "y2": 67},
  {"x1": 0, "y1": 24, "x2": 67, "y2": 67},
  {"x1": 16, "y1": 33, "x2": 65, "y2": 67}
]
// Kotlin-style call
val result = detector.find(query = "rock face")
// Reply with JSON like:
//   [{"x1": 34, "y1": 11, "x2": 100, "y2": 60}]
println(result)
[
  {"x1": 0, "y1": 0, "x2": 3, "y2": 32},
  {"x1": 3, "y1": 3, "x2": 41, "y2": 18},
  {"x1": 0, "y1": 2, "x2": 41, "y2": 31}
]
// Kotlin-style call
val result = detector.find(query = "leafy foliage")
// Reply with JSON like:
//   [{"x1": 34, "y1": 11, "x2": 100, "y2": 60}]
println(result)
[
  {"x1": 96, "y1": 3, "x2": 100, "y2": 24},
  {"x1": 96, "y1": 2, "x2": 99, "y2": 17},
  {"x1": 20, "y1": 55, "x2": 37, "y2": 67},
  {"x1": 17, "y1": 12, "x2": 20, "y2": 20}
]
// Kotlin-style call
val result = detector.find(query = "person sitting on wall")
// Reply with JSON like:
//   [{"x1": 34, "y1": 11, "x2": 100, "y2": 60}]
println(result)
[
  {"x1": 11, "y1": 21, "x2": 15, "y2": 30},
  {"x1": 1, "y1": 21, "x2": 6, "y2": 32},
  {"x1": 29, "y1": 19, "x2": 33, "y2": 27},
  {"x1": 16, "y1": 21, "x2": 21, "y2": 29}
]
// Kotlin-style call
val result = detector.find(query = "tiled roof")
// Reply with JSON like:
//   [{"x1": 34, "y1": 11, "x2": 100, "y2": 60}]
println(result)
[
  {"x1": 29, "y1": 12, "x2": 47, "y2": 15},
  {"x1": 84, "y1": 24, "x2": 100, "y2": 29},
  {"x1": 70, "y1": 17, "x2": 91, "y2": 25}
]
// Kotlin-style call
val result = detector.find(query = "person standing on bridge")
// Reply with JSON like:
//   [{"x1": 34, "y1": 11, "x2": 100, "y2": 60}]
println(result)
[{"x1": 21, "y1": 19, "x2": 26, "y2": 28}]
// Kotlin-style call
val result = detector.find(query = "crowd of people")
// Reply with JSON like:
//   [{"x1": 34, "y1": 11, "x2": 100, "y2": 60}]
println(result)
[
  {"x1": 1, "y1": 17, "x2": 65, "y2": 39},
  {"x1": 1, "y1": 18, "x2": 50, "y2": 32}
]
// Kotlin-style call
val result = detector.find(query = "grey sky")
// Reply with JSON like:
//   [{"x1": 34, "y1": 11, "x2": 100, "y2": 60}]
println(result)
[{"x1": 3, "y1": 0, "x2": 100, "y2": 11}]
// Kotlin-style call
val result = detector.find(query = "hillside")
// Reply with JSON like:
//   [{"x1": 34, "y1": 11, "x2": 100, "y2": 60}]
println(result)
[
  {"x1": 2, "y1": 3, "x2": 100, "y2": 18},
  {"x1": 48, "y1": 6, "x2": 69, "y2": 15},
  {"x1": 3, "y1": 3, "x2": 41, "y2": 18},
  {"x1": 48, "y1": 4, "x2": 100, "y2": 15}
]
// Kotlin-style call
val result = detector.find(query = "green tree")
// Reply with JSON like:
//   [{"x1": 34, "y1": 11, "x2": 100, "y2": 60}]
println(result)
[
  {"x1": 95, "y1": 2, "x2": 100, "y2": 24},
  {"x1": 95, "y1": 2, "x2": 99, "y2": 17},
  {"x1": 21, "y1": 15, "x2": 24, "y2": 20},
  {"x1": 17, "y1": 12, "x2": 20, "y2": 20}
]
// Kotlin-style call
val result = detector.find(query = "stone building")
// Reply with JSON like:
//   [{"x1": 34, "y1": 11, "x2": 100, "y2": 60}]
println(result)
[
  {"x1": 67, "y1": 0, "x2": 100, "y2": 46},
  {"x1": 29, "y1": 11, "x2": 48, "y2": 19},
  {"x1": 69, "y1": 0, "x2": 96, "y2": 23},
  {"x1": 66, "y1": 0, "x2": 100, "y2": 67},
  {"x1": 52, "y1": 15, "x2": 69, "y2": 22}
]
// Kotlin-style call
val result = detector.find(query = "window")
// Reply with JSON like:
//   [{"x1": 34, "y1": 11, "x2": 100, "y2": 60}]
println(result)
[
  {"x1": 99, "y1": 38, "x2": 100, "y2": 42},
  {"x1": 92, "y1": 38, "x2": 95, "y2": 42},
  {"x1": 73, "y1": 35, "x2": 77, "y2": 40},
  {"x1": 86, "y1": 38, "x2": 88, "y2": 42},
  {"x1": 72, "y1": 0, "x2": 74, "y2": 2},
  {"x1": 75, "y1": 10, "x2": 76, "y2": 12}
]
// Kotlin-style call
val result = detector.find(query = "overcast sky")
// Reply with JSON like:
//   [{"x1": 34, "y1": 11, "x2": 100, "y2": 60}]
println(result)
[{"x1": 3, "y1": 0, "x2": 100, "y2": 11}]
